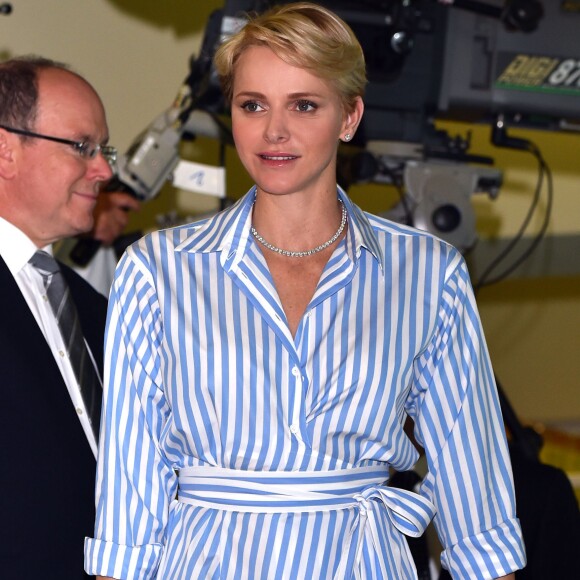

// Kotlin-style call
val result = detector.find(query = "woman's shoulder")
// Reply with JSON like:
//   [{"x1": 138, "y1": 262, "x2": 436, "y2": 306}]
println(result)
[
  {"x1": 366, "y1": 211, "x2": 460, "y2": 255},
  {"x1": 359, "y1": 209, "x2": 466, "y2": 282}
]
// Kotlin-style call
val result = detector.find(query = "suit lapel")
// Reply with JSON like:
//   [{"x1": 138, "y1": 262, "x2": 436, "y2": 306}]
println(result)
[{"x1": 0, "y1": 256, "x2": 105, "y2": 447}]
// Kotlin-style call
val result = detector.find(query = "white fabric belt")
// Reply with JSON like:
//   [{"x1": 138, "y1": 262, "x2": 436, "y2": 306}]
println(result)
[{"x1": 177, "y1": 464, "x2": 436, "y2": 577}]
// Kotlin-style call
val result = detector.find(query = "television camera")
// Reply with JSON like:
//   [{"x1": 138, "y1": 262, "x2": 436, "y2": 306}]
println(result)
[{"x1": 80, "y1": 0, "x2": 579, "y2": 261}]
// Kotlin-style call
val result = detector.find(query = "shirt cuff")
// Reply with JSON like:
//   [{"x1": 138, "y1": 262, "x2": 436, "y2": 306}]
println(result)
[
  {"x1": 441, "y1": 517, "x2": 527, "y2": 579},
  {"x1": 84, "y1": 537, "x2": 163, "y2": 580}
]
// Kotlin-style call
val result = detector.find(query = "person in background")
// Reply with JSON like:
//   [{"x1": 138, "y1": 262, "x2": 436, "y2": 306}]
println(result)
[
  {"x1": 90, "y1": 190, "x2": 141, "y2": 247},
  {"x1": 86, "y1": 3, "x2": 526, "y2": 579},
  {"x1": 0, "y1": 55, "x2": 124, "y2": 578},
  {"x1": 55, "y1": 188, "x2": 142, "y2": 296}
]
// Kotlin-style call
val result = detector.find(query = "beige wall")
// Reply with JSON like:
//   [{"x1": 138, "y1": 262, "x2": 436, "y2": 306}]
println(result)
[
  {"x1": 2, "y1": 0, "x2": 578, "y2": 425},
  {"x1": 1, "y1": 0, "x2": 220, "y2": 150}
]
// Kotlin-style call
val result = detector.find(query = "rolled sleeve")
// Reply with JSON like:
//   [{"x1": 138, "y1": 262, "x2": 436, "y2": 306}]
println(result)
[
  {"x1": 441, "y1": 518, "x2": 525, "y2": 578},
  {"x1": 86, "y1": 246, "x2": 177, "y2": 579},
  {"x1": 407, "y1": 251, "x2": 526, "y2": 578},
  {"x1": 84, "y1": 537, "x2": 163, "y2": 580}
]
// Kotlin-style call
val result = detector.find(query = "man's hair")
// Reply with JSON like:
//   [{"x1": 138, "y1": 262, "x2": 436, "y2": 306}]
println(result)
[
  {"x1": 0, "y1": 56, "x2": 71, "y2": 136},
  {"x1": 214, "y1": 1, "x2": 367, "y2": 113}
]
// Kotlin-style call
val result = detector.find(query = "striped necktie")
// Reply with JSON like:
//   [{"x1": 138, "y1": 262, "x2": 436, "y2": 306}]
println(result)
[{"x1": 29, "y1": 250, "x2": 101, "y2": 443}]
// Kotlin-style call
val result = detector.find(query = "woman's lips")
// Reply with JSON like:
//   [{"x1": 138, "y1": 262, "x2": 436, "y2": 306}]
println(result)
[{"x1": 258, "y1": 153, "x2": 299, "y2": 166}]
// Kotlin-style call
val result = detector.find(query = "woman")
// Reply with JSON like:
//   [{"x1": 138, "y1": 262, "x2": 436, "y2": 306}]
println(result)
[{"x1": 86, "y1": 3, "x2": 525, "y2": 578}]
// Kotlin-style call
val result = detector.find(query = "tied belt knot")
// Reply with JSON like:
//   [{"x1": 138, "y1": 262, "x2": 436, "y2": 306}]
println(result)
[
  {"x1": 176, "y1": 465, "x2": 436, "y2": 577},
  {"x1": 352, "y1": 484, "x2": 435, "y2": 537}
]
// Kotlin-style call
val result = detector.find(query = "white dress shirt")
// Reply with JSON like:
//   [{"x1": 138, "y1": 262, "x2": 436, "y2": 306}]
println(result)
[
  {"x1": 0, "y1": 216, "x2": 99, "y2": 456},
  {"x1": 86, "y1": 188, "x2": 525, "y2": 579}
]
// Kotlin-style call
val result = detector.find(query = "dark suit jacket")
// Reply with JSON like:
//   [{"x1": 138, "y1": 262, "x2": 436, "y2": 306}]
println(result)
[{"x1": 0, "y1": 256, "x2": 107, "y2": 579}]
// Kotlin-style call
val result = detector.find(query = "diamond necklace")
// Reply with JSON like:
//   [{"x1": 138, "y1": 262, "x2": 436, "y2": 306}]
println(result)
[{"x1": 251, "y1": 201, "x2": 347, "y2": 258}]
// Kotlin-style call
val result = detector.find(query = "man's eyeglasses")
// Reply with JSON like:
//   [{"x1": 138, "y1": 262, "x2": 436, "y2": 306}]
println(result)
[{"x1": 0, "y1": 124, "x2": 117, "y2": 165}]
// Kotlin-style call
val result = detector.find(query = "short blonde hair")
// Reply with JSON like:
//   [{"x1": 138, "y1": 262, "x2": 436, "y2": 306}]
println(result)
[{"x1": 214, "y1": 2, "x2": 367, "y2": 112}]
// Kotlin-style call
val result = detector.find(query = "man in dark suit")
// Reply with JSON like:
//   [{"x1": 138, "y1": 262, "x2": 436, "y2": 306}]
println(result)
[{"x1": 0, "y1": 56, "x2": 127, "y2": 579}]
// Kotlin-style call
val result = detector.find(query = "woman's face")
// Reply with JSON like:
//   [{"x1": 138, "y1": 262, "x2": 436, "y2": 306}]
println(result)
[{"x1": 231, "y1": 45, "x2": 362, "y2": 200}]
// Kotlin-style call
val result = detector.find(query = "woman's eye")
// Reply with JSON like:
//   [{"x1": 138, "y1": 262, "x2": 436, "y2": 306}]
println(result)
[
  {"x1": 296, "y1": 100, "x2": 317, "y2": 112},
  {"x1": 241, "y1": 101, "x2": 264, "y2": 113}
]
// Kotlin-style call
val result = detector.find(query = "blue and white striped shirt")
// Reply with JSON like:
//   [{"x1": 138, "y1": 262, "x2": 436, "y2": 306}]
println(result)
[{"x1": 85, "y1": 187, "x2": 525, "y2": 579}]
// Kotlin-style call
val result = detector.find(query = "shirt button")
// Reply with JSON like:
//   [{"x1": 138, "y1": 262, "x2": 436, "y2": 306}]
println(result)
[
  {"x1": 76, "y1": 407, "x2": 83, "y2": 415},
  {"x1": 291, "y1": 367, "x2": 300, "y2": 377},
  {"x1": 58, "y1": 350, "x2": 65, "y2": 357},
  {"x1": 290, "y1": 424, "x2": 299, "y2": 435}
]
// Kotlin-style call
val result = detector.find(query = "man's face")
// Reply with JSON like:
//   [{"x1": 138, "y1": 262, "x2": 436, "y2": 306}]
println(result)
[{"x1": 8, "y1": 68, "x2": 113, "y2": 247}]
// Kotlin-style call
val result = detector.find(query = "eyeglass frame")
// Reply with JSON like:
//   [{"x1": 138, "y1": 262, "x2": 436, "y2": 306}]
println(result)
[{"x1": 0, "y1": 124, "x2": 117, "y2": 165}]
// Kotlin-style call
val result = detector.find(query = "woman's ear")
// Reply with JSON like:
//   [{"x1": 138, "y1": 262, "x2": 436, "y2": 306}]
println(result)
[{"x1": 340, "y1": 96, "x2": 364, "y2": 142}]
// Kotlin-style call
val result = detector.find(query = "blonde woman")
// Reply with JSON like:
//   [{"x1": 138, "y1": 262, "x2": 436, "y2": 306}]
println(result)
[{"x1": 87, "y1": 3, "x2": 525, "y2": 578}]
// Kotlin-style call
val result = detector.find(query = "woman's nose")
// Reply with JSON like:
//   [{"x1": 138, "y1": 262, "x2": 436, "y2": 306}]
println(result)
[{"x1": 264, "y1": 110, "x2": 290, "y2": 143}]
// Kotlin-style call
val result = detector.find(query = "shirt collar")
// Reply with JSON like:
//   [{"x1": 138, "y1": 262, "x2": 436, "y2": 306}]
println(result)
[
  {"x1": 0, "y1": 216, "x2": 52, "y2": 276},
  {"x1": 336, "y1": 187, "x2": 384, "y2": 271},
  {"x1": 174, "y1": 186, "x2": 384, "y2": 271}
]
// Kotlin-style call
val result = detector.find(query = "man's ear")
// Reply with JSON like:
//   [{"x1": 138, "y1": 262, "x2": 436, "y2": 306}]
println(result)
[{"x1": 0, "y1": 130, "x2": 17, "y2": 179}]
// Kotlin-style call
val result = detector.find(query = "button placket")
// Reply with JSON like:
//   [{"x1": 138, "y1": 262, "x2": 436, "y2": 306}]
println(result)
[{"x1": 289, "y1": 364, "x2": 305, "y2": 440}]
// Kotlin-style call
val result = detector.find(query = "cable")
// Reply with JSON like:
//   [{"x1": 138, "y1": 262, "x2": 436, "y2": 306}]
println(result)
[
  {"x1": 474, "y1": 145, "x2": 542, "y2": 288},
  {"x1": 379, "y1": 160, "x2": 414, "y2": 225},
  {"x1": 474, "y1": 141, "x2": 553, "y2": 293},
  {"x1": 479, "y1": 147, "x2": 552, "y2": 286}
]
